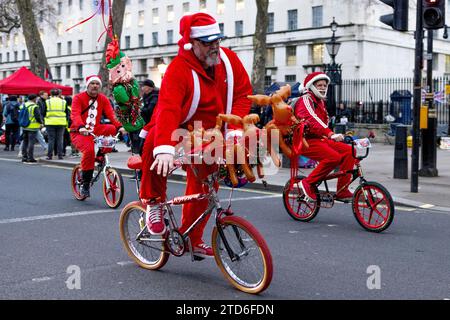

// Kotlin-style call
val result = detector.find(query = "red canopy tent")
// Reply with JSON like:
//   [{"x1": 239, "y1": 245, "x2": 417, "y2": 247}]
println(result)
[{"x1": 0, "y1": 66, "x2": 73, "y2": 96}]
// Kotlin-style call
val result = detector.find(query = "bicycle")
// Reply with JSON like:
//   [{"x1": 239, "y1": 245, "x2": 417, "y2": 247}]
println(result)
[
  {"x1": 282, "y1": 137, "x2": 395, "y2": 233},
  {"x1": 119, "y1": 150, "x2": 273, "y2": 294},
  {"x1": 71, "y1": 133, "x2": 124, "y2": 209}
]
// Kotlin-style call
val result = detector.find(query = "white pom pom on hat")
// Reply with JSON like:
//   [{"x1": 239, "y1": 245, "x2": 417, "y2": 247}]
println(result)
[{"x1": 183, "y1": 43, "x2": 193, "y2": 50}]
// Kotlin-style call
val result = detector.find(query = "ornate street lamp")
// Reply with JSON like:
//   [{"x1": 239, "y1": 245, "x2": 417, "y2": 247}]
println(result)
[{"x1": 324, "y1": 17, "x2": 342, "y2": 118}]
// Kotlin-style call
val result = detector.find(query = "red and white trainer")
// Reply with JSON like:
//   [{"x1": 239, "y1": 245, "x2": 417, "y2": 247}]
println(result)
[
  {"x1": 299, "y1": 180, "x2": 317, "y2": 202},
  {"x1": 145, "y1": 205, "x2": 166, "y2": 235},
  {"x1": 191, "y1": 243, "x2": 214, "y2": 259}
]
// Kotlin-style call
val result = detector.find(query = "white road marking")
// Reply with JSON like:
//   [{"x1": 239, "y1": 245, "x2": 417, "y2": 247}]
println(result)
[
  {"x1": 117, "y1": 261, "x2": 134, "y2": 266},
  {"x1": 32, "y1": 276, "x2": 53, "y2": 282},
  {"x1": 420, "y1": 204, "x2": 435, "y2": 209},
  {"x1": 223, "y1": 194, "x2": 281, "y2": 202},
  {"x1": 0, "y1": 209, "x2": 113, "y2": 224},
  {"x1": 0, "y1": 157, "x2": 20, "y2": 162}
]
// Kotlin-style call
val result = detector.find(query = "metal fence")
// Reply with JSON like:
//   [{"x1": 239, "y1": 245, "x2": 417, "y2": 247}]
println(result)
[{"x1": 339, "y1": 77, "x2": 449, "y2": 126}]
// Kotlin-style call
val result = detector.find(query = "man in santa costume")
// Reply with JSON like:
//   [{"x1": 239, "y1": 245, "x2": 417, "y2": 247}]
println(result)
[
  {"x1": 70, "y1": 75, "x2": 126, "y2": 198},
  {"x1": 294, "y1": 72, "x2": 356, "y2": 202},
  {"x1": 139, "y1": 12, "x2": 252, "y2": 258}
]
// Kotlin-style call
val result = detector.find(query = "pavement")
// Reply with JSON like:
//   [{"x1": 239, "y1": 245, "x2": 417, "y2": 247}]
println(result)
[{"x1": 4, "y1": 140, "x2": 450, "y2": 212}]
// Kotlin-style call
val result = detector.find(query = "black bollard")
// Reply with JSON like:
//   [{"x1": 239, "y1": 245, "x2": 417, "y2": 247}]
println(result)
[{"x1": 394, "y1": 125, "x2": 408, "y2": 179}]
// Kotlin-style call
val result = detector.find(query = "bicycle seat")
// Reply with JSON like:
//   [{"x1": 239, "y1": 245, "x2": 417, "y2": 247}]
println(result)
[{"x1": 127, "y1": 155, "x2": 142, "y2": 170}]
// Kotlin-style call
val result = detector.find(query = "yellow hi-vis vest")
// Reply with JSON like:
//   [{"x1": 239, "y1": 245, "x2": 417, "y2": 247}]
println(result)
[
  {"x1": 24, "y1": 102, "x2": 40, "y2": 130},
  {"x1": 45, "y1": 97, "x2": 67, "y2": 126}
]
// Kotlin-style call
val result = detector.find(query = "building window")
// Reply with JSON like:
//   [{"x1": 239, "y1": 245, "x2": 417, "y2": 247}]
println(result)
[
  {"x1": 199, "y1": 0, "x2": 207, "y2": 11},
  {"x1": 55, "y1": 66, "x2": 61, "y2": 79},
  {"x1": 236, "y1": 0, "x2": 244, "y2": 11},
  {"x1": 266, "y1": 48, "x2": 275, "y2": 66},
  {"x1": 235, "y1": 20, "x2": 243, "y2": 36},
  {"x1": 445, "y1": 55, "x2": 450, "y2": 73},
  {"x1": 152, "y1": 8, "x2": 159, "y2": 24},
  {"x1": 219, "y1": 23, "x2": 224, "y2": 35},
  {"x1": 57, "y1": 43, "x2": 62, "y2": 56},
  {"x1": 140, "y1": 59, "x2": 147, "y2": 74},
  {"x1": 124, "y1": 12, "x2": 131, "y2": 28},
  {"x1": 0, "y1": 54, "x2": 2, "y2": 63},
  {"x1": 57, "y1": 1, "x2": 62, "y2": 15},
  {"x1": 69, "y1": 0, "x2": 73, "y2": 7},
  {"x1": 138, "y1": 34, "x2": 144, "y2": 47},
  {"x1": 264, "y1": 75, "x2": 272, "y2": 87},
  {"x1": 57, "y1": 22, "x2": 64, "y2": 36},
  {"x1": 217, "y1": 0, "x2": 225, "y2": 15},
  {"x1": 79, "y1": 0, "x2": 83, "y2": 10},
  {"x1": 167, "y1": 30, "x2": 173, "y2": 44},
  {"x1": 39, "y1": 10, "x2": 44, "y2": 23},
  {"x1": 183, "y1": 2, "x2": 190, "y2": 14},
  {"x1": 312, "y1": 6, "x2": 323, "y2": 28},
  {"x1": 78, "y1": 40, "x2": 83, "y2": 54},
  {"x1": 138, "y1": 10, "x2": 145, "y2": 26},
  {"x1": 311, "y1": 44, "x2": 324, "y2": 65},
  {"x1": 433, "y1": 53, "x2": 439, "y2": 71},
  {"x1": 267, "y1": 12, "x2": 274, "y2": 33},
  {"x1": 152, "y1": 32, "x2": 158, "y2": 46},
  {"x1": 288, "y1": 9, "x2": 298, "y2": 30},
  {"x1": 125, "y1": 36, "x2": 131, "y2": 49},
  {"x1": 167, "y1": 5, "x2": 174, "y2": 22},
  {"x1": 285, "y1": 74, "x2": 297, "y2": 82},
  {"x1": 67, "y1": 41, "x2": 72, "y2": 55},
  {"x1": 76, "y1": 64, "x2": 82, "y2": 77},
  {"x1": 6, "y1": 52, "x2": 10, "y2": 62},
  {"x1": 13, "y1": 34, "x2": 19, "y2": 46},
  {"x1": 286, "y1": 46, "x2": 297, "y2": 66},
  {"x1": 14, "y1": 51, "x2": 18, "y2": 61},
  {"x1": 22, "y1": 50, "x2": 26, "y2": 60},
  {"x1": 66, "y1": 65, "x2": 71, "y2": 79}
]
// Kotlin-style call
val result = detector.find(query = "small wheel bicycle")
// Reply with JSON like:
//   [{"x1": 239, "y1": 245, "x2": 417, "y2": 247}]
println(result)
[
  {"x1": 119, "y1": 151, "x2": 273, "y2": 294},
  {"x1": 283, "y1": 138, "x2": 395, "y2": 233},
  {"x1": 71, "y1": 133, "x2": 124, "y2": 209}
]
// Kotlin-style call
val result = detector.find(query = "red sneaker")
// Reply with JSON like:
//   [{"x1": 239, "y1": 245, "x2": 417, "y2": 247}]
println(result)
[
  {"x1": 336, "y1": 190, "x2": 353, "y2": 202},
  {"x1": 299, "y1": 180, "x2": 317, "y2": 202},
  {"x1": 189, "y1": 243, "x2": 214, "y2": 259},
  {"x1": 145, "y1": 205, "x2": 166, "y2": 235}
]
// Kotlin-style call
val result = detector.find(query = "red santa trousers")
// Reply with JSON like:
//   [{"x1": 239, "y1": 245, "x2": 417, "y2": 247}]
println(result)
[
  {"x1": 301, "y1": 138, "x2": 356, "y2": 193},
  {"x1": 139, "y1": 128, "x2": 217, "y2": 246},
  {"x1": 70, "y1": 124, "x2": 117, "y2": 171}
]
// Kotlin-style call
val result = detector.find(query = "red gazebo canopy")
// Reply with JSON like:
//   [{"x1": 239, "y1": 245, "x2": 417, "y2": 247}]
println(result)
[{"x1": 0, "y1": 66, "x2": 73, "y2": 96}]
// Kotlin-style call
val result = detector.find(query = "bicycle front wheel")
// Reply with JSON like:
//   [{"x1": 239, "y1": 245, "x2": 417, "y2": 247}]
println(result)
[
  {"x1": 352, "y1": 181, "x2": 395, "y2": 232},
  {"x1": 119, "y1": 201, "x2": 169, "y2": 270},
  {"x1": 71, "y1": 164, "x2": 86, "y2": 201},
  {"x1": 212, "y1": 216, "x2": 273, "y2": 294},
  {"x1": 102, "y1": 168, "x2": 124, "y2": 208}
]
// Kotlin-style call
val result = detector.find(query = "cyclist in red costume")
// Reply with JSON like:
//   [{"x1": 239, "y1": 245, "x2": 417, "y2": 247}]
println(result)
[
  {"x1": 294, "y1": 72, "x2": 355, "y2": 202},
  {"x1": 70, "y1": 75, "x2": 126, "y2": 198},
  {"x1": 139, "y1": 13, "x2": 252, "y2": 258}
]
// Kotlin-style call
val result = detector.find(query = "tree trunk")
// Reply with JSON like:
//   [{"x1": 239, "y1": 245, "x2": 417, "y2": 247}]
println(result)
[
  {"x1": 16, "y1": 0, "x2": 50, "y2": 79},
  {"x1": 98, "y1": 0, "x2": 127, "y2": 96},
  {"x1": 251, "y1": 0, "x2": 269, "y2": 94}
]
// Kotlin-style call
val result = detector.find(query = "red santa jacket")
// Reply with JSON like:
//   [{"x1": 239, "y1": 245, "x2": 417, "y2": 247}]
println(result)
[
  {"x1": 294, "y1": 91, "x2": 333, "y2": 139},
  {"x1": 142, "y1": 46, "x2": 252, "y2": 156},
  {"x1": 70, "y1": 92, "x2": 122, "y2": 132}
]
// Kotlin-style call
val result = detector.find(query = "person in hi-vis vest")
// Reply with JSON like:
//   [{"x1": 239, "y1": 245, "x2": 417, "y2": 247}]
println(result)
[
  {"x1": 139, "y1": 12, "x2": 252, "y2": 258},
  {"x1": 43, "y1": 88, "x2": 69, "y2": 160}
]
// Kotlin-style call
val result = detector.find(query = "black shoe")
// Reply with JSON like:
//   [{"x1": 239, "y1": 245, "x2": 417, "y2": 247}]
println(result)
[
  {"x1": 10, "y1": 148, "x2": 14, "y2": 151},
  {"x1": 46, "y1": 156, "x2": 52, "y2": 160},
  {"x1": 22, "y1": 158, "x2": 28, "y2": 163},
  {"x1": 4, "y1": 147, "x2": 9, "y2": 151},
  {"x1": 80, "y1": 185, "x2": 90, "y2": 198},
  {"x1": 58, "y1": 156, "x2": 64, "y2": 160},
  {"x1": 24, "y1": 159, "x2": 37, "y2": 164}
]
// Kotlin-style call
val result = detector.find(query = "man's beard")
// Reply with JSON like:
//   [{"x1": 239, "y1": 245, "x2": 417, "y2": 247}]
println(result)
[{"x1": 205, "y1": 54, "x2": 220, "y2": 67}]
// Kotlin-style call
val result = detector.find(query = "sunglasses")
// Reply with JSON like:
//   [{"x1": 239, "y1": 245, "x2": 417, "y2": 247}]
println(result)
[{"x1": 194, "y1": 38, "x2": 221, "y2": 47}]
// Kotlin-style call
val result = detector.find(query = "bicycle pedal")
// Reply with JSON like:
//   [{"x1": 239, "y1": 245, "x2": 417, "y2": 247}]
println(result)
[{"x1": 193, "y1": 255, "x2": 205, "y2": 261}]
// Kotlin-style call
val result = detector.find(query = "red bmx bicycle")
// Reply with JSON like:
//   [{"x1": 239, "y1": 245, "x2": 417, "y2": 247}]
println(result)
[
  {"x1": 283, "y1": 138, "x2": 395, "y2": 232},
  {"x1": 71, "y1": 133, "x2": 124, "y2": 208},
  {"x1": 119, "y1": 151, "x2": 273, "y2": 294}
]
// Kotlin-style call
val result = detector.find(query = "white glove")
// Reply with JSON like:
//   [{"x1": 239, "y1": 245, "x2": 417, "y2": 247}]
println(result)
[
  {"x1": 330, "y1": 133, "x2": 344, "y2": 142},
  {"x1": 139, "y1": 129, "x2": 148, "y2": 139},
  {"x1": 225, "y1": 130, "x2": 243, "y2": 143}
]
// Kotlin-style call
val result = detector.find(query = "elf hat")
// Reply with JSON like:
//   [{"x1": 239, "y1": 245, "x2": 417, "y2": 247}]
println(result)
[
  {"x1": 86, "y1": 75, "x2": 102, "y2": 87},
  {"x1": 179, "y1": 12, "x2": 224, "y2": 50}
]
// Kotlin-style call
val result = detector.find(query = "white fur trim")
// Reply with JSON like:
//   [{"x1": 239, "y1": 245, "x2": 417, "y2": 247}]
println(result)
[
  {"x1": 302, "y1": 95, "x2": 328, "y2": 128},
  {"x1": 190, "y1": 23, "x2": 221, "y2": 38},
  {"x1": 183, "y1": 43, "x2": 192, "y2": 50},
  {"x1": 86, "y1": 76, "x2": 102, "y2": 88},
  {"x1": 153, "y1": 145, "x2": 175, "y2": 156},
  {"x1": 139, "y1": 129, "x2": 148, "y2": 139},
  {"x1": 182, "y1": 70, "x2": 200, "y2": 124},
  {"x1": 305, "y1": 74, "x2": 330, "y2": 90},
  {"x1": 219, "y1": 48, "x2": 234, "y2": 133}
]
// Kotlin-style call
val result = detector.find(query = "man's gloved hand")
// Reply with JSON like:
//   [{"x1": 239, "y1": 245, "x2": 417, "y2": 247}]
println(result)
[
  {"x1": 150, "y1": 153, "x2": 174, "y2": 177},
  {"x1": 79, "y1": 127, "x2": 90, "y2": 136},
  {"x1": 330, "y1": 133, "x2": 344, "y2": 142},
  {"x1": 118, "y1": 127, "x2": 127, "y2": 136}
]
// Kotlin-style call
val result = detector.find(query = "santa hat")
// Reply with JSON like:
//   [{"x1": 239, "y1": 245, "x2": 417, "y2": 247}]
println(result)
[
  {"x1": 179, "y1": 12, "x2": 224, "y2": 50},
  {"x1": 86, "y1": 75, "x2": 102, "y2": 87},
  {"x1": 299, "y1": 72, "x2": 330, "y2": 95}
]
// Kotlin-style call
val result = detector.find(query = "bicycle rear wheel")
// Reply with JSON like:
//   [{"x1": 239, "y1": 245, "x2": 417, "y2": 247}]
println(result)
[
  {"x1": 71, "y1": 164, "x2": 86, "y2": 201},
  {"x1": 102, "y1": 168, "x2": 124, "y2": 208},
  {"x1": 212, "y1": 216, "x2": 273, "y2": 294},
  {"x1": 282, "y1": 176, "x2": 320, "y2": 222},
  {"x1": 119, "y1": 201, "x2": 169, "y2": 270},
  {"x1": 352, "y1": 182, "x2": 395, "y2": 232}
]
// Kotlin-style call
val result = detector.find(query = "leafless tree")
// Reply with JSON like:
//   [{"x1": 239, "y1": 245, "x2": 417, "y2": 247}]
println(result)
[
  {"x1": 251, "y1": 0, "x2": 269, "y2": 94},
  {"x1": 98, "y1": 0, "x2": 127, "y2": 96}
]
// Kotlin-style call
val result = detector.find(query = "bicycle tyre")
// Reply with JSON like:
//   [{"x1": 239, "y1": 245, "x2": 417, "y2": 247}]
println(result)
[
  {"x1": 212, "y1": 215, "x2": 273, "y2": 294},
  {"x1": 71, "y1": 164, "x2": 87, "y2": 201},
  {"x1": 119, "y1": 201, "x2": 169, "y2": 270},
  {"x1": 102, "y1": 168, "x2": 124, "y2": 209},
  {"x1": 352, "y1": 181, "x2": 395, "y2": 233},
  {"x1": 282, "y1": 176, "x2": 320, "y2": 222}
]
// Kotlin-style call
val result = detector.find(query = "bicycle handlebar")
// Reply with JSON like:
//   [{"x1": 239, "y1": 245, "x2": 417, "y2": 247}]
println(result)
[{"x1": 344, "y1": 136, "x2": 370, "y2": 160}]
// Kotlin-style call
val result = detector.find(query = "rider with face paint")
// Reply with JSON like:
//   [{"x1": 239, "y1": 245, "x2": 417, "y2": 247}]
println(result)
[{"x1": 294, "y1": 72, "x2": 356, "y2": 202}]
